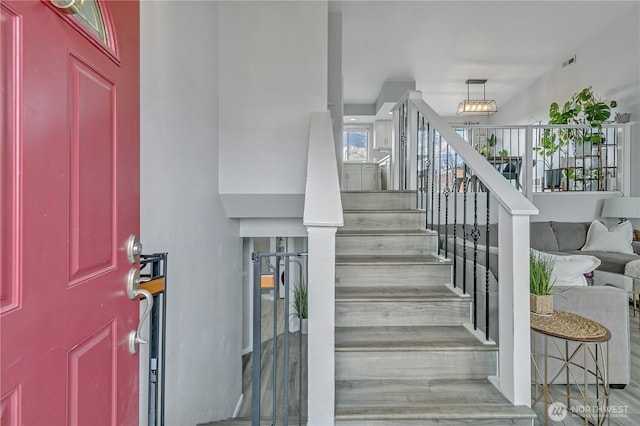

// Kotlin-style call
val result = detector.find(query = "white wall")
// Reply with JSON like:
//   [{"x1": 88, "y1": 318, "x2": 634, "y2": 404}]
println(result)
[
  {"x1": 218, "y1": 1, "x2": 328, "y2": 216},
  {"x1": 328, "y1": 11, "x2": 344, "y2": 184},
  {"x1": 141, "y1": 2, "x2": 242, "y2": 424},
  {"x1": 490, "y1": 5, "x2": 640, "y2": 196},
  {"x1": 530, "y1": 192, "x2": 620, "y2": 223}
]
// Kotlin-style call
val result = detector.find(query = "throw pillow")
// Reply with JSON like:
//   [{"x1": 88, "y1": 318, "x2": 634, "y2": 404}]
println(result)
[
  {"x1": 531, "y1": 249, "x2": 601, "y2": 287},
  {"x1": 581, "y1": 220, "x2": 634, "y2": 254}
]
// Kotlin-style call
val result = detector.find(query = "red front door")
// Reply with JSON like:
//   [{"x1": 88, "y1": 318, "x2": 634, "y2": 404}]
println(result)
[{"x1": 1, "y1": 1, "x2": 140, "y2": 424}]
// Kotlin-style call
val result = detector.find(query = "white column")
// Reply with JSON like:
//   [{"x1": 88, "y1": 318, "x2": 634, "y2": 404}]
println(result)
[
  {"x1": 491, "y1": 206, "x2": 531, "y2": 406},
  {"x1": 620, "y1": 123, "x2": 632, "y2": 195},
  {"x1": 306, "y1": 226, "x2": 337, "y2": 426}
]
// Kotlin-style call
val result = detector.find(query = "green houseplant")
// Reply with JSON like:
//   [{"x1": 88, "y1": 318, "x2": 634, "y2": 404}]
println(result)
[
  {"x1": 548, "y1": 85, "x2": 616, "y2": 145},
  {"x1": 292, "y1": 281, "x2": 308, "y2": 334},
  {"x1": 530, "y1": 251, "x2": 555, "y2": 315},
  {"x1": 536, "y1": 86, "x2": 616, "y2": 189},
  {"x1": 533, "y1": 130, "x2": 566, "y2": 189}
]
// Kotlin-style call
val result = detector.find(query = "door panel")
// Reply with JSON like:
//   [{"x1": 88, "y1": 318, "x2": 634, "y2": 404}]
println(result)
[
  {"x1": 68, "y1": 54, "x2": 117, "y2": 284},
  {"x1": 0, "y1": 1, "x2": 140, "y2": 425},
  {"x1": 67, "y1": 321, "x2": 116, "y2": 426},
  {"x1": 0, "y1": 3, "x2": 21, "y2": 315}
]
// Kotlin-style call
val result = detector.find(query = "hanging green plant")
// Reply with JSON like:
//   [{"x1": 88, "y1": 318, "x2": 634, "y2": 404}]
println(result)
[{"x1": 548, "y1": 85, "x2": 616, "y2": 145}]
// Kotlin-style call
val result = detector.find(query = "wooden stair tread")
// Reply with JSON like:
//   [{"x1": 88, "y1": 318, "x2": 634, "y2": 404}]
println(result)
[
  {"x1": 335, "y1": 286, "x2": 465, "y2": 302},
  {"x1": 343, "y1": 209, "x2": 425, "y2": 213},
  {"x1": 336, "y1": 254, "x2": 450, "y2": 265},
  {"x1": 198, "y1": 418, "x2": 305, "y2": 426},
  {"x1": 335, "y1": 404, "x2": 535, "y2": 420},
  {"x1": 337, "y1": 229, "x2": 437, "y2": 236},
  {"x1": 335, "y1": 326, "x2": 494, "y2": 351},
  {"x1": 336, "y1": 378, "x2": 506, "y2": 405},
  {"x1": 335, "y1": 378, "x2": 535, "y2": 419},
  {"x1": 341, "y1": 190, "x2": 416, "y2": 193}
]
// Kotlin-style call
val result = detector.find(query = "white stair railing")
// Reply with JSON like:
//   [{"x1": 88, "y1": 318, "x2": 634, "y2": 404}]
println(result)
[
  {"x1": 392, "y1": 91, "x2": 538, "y2": 407},
  {"x1": 303, "y1": 111, "x2": 343, "y2": 425}
]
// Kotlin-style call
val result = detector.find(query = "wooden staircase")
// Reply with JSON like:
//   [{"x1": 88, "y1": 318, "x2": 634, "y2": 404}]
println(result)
[
  {"x1": 334, "y1": 190, "x2": 535, "y2": 425},
  {"x1": 200, "y1": 190, "x2": 535, "y2": 426}
]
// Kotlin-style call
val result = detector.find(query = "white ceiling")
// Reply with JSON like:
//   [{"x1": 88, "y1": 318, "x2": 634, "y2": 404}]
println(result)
[{"x1": 336, "y1": 1, "x2": 639, "y2": 118}]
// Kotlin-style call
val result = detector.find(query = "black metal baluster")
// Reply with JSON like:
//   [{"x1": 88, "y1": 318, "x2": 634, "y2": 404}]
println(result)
[
  {"x1": 430, "y1": 127, "x2": 436, "y2": 231},
  {"x1": 472, "y1": 176, "x2": 480, "y2": 331},
  {"x1": 417, "y1": 114, "x2": 424, "y2": 210},
  {"x1": 444, "y1": 143, "x2": 450, "y2": 258},
  {"x1": 402, "y1": 99, "x2": 409, "y2": 190},
  {"x1": 437, "y1": 133, "x2": 442, "y2": 256},
  {"x1": 400, "y1": 102, "x2": 408, "y2": 190},
  {"x1": 485, "y1": 190, "x2": 491, "y2": 341},
  {"x1": 462, "y1": 165, "x2": 468, "y2": 295},
  {"x1": 417, "y1": 112, "x2": 422, "y2": 209},
  {"x1": 424, "y1": 120, "x2": 431, "y2": 231},
  {"x1": 453, "y1": 154, "x2": 458, "y2": 289}
]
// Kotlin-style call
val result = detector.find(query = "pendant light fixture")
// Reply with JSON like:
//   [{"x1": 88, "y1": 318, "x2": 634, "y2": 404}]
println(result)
[{"x1": 457, "y1": 79, "x2": 498, "y2": 115}]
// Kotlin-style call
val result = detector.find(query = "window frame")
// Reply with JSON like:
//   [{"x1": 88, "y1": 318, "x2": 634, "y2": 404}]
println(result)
[{"x1": 343, "y1": 124, "x2": 372, "y2": 162}]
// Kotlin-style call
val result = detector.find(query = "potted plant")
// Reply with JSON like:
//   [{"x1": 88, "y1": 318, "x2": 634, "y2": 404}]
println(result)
[
  {"x1": 474, "y1": 134, "x2": 497, "y2": 158},
  {"x1": 292, "y1": 281, "x2": 308, "y2": 334},
  {"x1": 530, "y1": 251, "x2": 555, "y2": 315},
  {"x1": 548, "y1": 85, "x2": 616, "y2": 146},
  {"x1": 533, "y1": 129, "x2": 566, "y2": 189},
  {"x1": 537, "y1": 86, "x2": 616, "y2": 189}
]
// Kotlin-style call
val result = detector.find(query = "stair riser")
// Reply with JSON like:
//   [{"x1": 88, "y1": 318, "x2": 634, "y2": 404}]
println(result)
[
  {"x1": 335, "y1": 301, "x2": 469, "y2": 327},
  {"x1": 335, "y1": 379, "x2": 507, "y2": 407},
  {"x1": 336, "y1": 235, "x2": 437, "y2": 256},
  {"x1": 335, "y1": 419, "x2": 532, "y2": 425},
  {"x1": 341, "y1": 192, "x2": 416, "y2": 211},
  {"x1": 336, "y1": 351, "x2": 496, "y2": 381},
  {"x1": 342, "y1": 212, "x2": 426, "y2": 231},
  {"x1": 336, "y1": 264, "x2": 451, "y2": 287}
]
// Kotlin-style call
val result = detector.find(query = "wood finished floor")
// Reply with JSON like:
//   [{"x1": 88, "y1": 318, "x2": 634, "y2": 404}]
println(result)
[
  {"x1": 532, "y1": 316, "x2": 640, "y2": 426},
  {"x1": 202, "y1": 305, "x2": 640, "y2": 426}
]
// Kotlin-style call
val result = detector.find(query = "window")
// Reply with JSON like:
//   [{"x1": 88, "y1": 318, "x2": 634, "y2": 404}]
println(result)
[
  {"x1": 74, "y1": 0, "x2": 108, "y2": 43},
  {"x1": 51, "y1": 0, "x2": 108, "y2": 44},
  {"x1": 343, "y1": 127, "x2": 369, "y2": 161}
]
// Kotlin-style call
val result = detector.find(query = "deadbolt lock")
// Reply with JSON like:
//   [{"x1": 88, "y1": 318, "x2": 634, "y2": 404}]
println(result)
[{"x1": 127, "y1": 234, "x2": 143, "y2": 264}]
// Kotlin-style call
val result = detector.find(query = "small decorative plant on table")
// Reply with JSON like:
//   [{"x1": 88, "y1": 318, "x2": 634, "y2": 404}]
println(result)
[
  {"x1": 530, "y1": 251, "x2": 555, "y2": 316},
  {"x1": 292, "y1": 281, "x2": 308, "y2": 334}
]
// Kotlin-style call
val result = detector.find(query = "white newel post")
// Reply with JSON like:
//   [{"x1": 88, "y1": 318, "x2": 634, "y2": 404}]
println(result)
[
  {"x1": 306, "y1": 226, "x2": 337, "y2": 425},
  {"x1": 493, "y1": 206, "x2": 531, "y2": 406}
]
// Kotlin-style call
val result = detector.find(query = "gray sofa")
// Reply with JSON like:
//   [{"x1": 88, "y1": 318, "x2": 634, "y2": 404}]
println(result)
[
  {"x1": 443, "y1": 221, "x2": 638, "y2": 386},
  {"x1": 443, "y1": 221, "x2": 640, "y2": 280},
  {"x1": 530, "y1": 221, "x2": 640, "y2": 286}
]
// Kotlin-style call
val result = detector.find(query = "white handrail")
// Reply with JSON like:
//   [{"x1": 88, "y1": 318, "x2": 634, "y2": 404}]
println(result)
[
  {"x1": 407, "y1": 94, "x2": 538, "y2": 216},
  {"x1": 303, "y1": 111, "x2": 344, "y2": 227},
  {"x1": 393, "y1": 91, "x2": 537, "y2": 407}
]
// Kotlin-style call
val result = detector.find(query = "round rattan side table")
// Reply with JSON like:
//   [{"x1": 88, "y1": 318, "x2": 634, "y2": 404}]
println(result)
[{"x1": 531, "y1": 310, "x2": 611, "y2": 426}]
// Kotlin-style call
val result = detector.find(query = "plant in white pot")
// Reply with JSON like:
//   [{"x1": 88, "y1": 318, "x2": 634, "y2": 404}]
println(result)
[
  {"x1": 292, "y1": 281, "x2": 308, "y2": 334},
  {"x1": 530, "y1": 251, "x2": 555, "y2": 316}
]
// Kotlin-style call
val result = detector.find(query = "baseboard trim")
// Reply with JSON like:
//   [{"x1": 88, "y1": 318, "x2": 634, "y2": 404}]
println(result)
[
  {"x1": 464, "y1": 323, "x2": 496, "y2": 345},
  {"x1": 233, "y1": 393, "x2": 244, "y2": 418},
  {"x1": 488, "y1": 375, "x2": 501, "y2": 392}
]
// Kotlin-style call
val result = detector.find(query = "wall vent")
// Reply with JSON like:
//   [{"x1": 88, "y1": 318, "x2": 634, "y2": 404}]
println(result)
[{"x1": 562, "y1": 55, "x2": 577, "y2": 68}]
